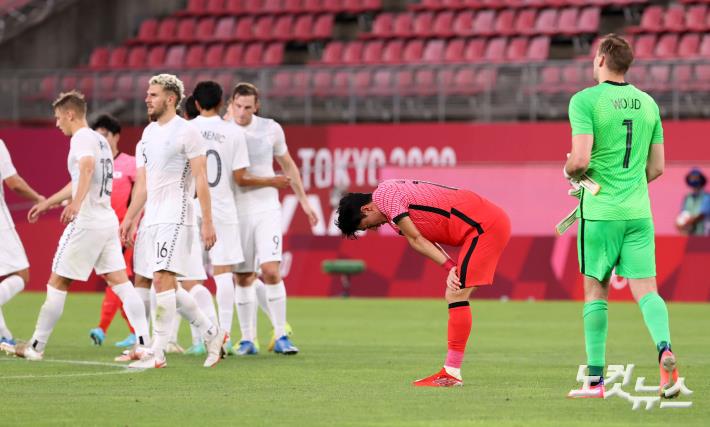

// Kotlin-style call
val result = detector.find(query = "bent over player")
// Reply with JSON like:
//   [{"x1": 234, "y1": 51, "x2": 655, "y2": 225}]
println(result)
[
  {"x1": 564, "y1": 34, "x2": 679, "y2": 398},
  {"x1": 336, "y1": 179, "x2": 510, "y2": 387}
]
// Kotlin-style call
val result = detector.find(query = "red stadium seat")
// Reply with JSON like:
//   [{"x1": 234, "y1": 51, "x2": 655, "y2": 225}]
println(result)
[
  {"x1": 514, "y1": 9, "x2": 537, "y2": 35},
  {"x1": 223, "y1": 43, "x2": 243, "y2": 67},
  {"x1": 648, "y1": 64, "x2": 672, "y2": 91},
  {"x1": 184, "y1": 0, "x2": 208, "y2": 16},
  {"x1": 214, "y1": 17, "x2": 235, "y2": 41},
  {"x1": 362, "y1": 40, "x2": 385, "y2": 64},
  {"x1": 127, "y1": 46, "x2": 148, "y2": 68},
  {"x1": 344, "y1": 0, "x2": 381, "y2": 13},
  {"x1": 331, "y1": 70, "x2": 350, "y2": 96},
  {"x1": 342, "y1": 41, "x2": 364, "y2": 64},
  {"x1": 413, "y1": 69, "x2": 436, "y2": 95},
  {"x1": 88, "y1": 47, "x2": 110, "y2": 69},
  {"x1": 393, "y1": 13, "x2": 414, "y2": 37},
  {"x1": 371, "y1": 69, "x2": 393, "y2": 96},
  {"x1": 273, "y1": 15, "x2": 294, "y2": 41},
  {"x1": 206, "y1": 0, "x2": 225, "y2": 15},
  {"x1": 527, "y1": 36, "x2": 549, "y2": 60},
  {"x1": 156, "y1": 17, "x2": 178, "y2": 42},
  {"x1": 686, "y1": 5, "x2": 707, "y2": 32},
  {"x1": 464, "y1": 38, "x2": 486, "y2": 62},
  {"x1": 133, "y1": 19, "x2": 158, "y2": 43},
  {"x1": 557, "y1": 8, "x2": 579, "y2": 35},
  {"x1": 235, "y1": 16, "x2": 255, "y2": 40},
  {"x1": 678, "y1": 33, "x2": 700, "y2": 58},
  {"x1": 214, "y1": 72, "x2": 237, "y2": 92},
  {"x1": 263, "y1": 0, "x2": 282, "y2": 14},
  {"x1": 243, "y1": 43, "x2": 264, "y2": 66},
  {"x1": 484, "y1": 37, "x2": 506, "y2": 62},
  {"x1": 320, "y1": 41, "x2": 344, "y2": 64},
  {"x1": 205, "y1": 43, "x2": 226, "y2": 67},
  {"x1": 422, "y1": 39, "x2": 445, "y2": 62},
  {"x1": 663, "y1": 4, "x2": 686, "y2": 32},
  {"x1": 577, "y1": 7, "x2": 599, "y2": 34},
  {"x1": 175, "y1": 18, "x2": 197, "y2": 43},
  {"x1": 628, "y1": 5, "x2": 663, "y2": 33},
  {"x1": 432, "y1": 11, "x2": 455, "y2": 37},
  {"x1": 367, "y1": 12, "x2": 394, "y2": 38},
  {"x1": 224, "y1": 0, "x2": 244, "y2": 14},
  {"x1": 382, "y1": 40, "x2": 404, "y2": 64},
  {"x1": 403, "y1": 39, "x2": 424, "y2": 62},
  {"x1": 262, "y1": 43, "x2": 284, "y2": 65},
  {"x1": 195, "y1": 17, "x2": 216, "y2": 42},
  {"x1": 538, "y1": 66, "x2": 562, "y2": 94},
  {"x1": 283, "y1": 0, "x2": 302, "y2": 13},
  {"x1": 147, "y1": 45, "x2": 167, "y2": 68},
  {"x1": 699, "y1": 34, "x2": 710, "y2": 57},
  {"x1": 633, "y1": 34, "x2": 656, "y2": 59},
  {"x1": 353, "y1": 69, "x2": 372, "y2": 93},
  {"x1": 494, "y1": 9, "x2": 516, "y2": 36},
  {"x1": 412, "y1": 0, "x2": 441, "y2": 11},
  {"x1": 452, "y1": 10, "x2": 474, "y2": 36},
  {"x1": 506, "y1": 37, "x2": 528, "y2": 61},
  {"x1": 395, "y1": 69, "x2": 415, "y2": 95},
  {"x1": 98, "y1": 75, "x2": 116, "y2": 98},
  {"x1": 655, "y1": 33, "x2": 679, "y2": 59},
  {"x1": 444, "y1": 38, "x2": 465, "y2": 62},
  {"x1": 562, "y1": 63, "x2": 584, "y2": 91},
  {"x1": 313, "y1": 14, "x2": 334, "y2": 39},
  {"x1": 472, "y1": 10, "x2": 495, "y2": 36},
  {"x1": 451, "y1": 68, "x2": 479, "y2": 95},
  {"x1": 321, "y1": 0, "x2": 342, "y2": 13},
  {"x1": 164, "y1": 45, "x2": 186, "y2": 68},
  {"x1": 108, "y1": 46, "x2": 128, "y2": 68},
  {"x1": 313, "y1": 70, "x2": 333, "y2": 97},
  {"x1": 185, "y1": 45, "x2": 205, "y2": 68},
  {"x1": 302, "y1": 0, "x2": 322, "y2": 13},
  {"x1": 253, "y1": 15, "x2": 275, "y2": 41},
  {"x1": 413, "y1": 12, "x2": 434, "y2": 37},
  {"x1": 535, "y1": 8, "x2": 558, "y2": 35},
  {"x1": 242, "y1": 0, "x2": 265, "y2": 14},
  {"x1": 60, "y1": 75, "x2": 78, "y2": 94},
  {"x1": 673, "y1": 64, "x2": 693, "y2": 91},
  {"x1": 271, "y1": 71, "x2": 292, "y2": 96}
]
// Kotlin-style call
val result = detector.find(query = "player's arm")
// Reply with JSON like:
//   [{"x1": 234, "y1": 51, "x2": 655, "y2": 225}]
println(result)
[
  {"x1": 398, "y1": 216, "x2": 460, "y2": 290},
  {"x1": 4, "y1": 174, "x2": 44, "y2": 202},
  {"x1": 565, "y1": 135, "x2": 593, "y2": 179},
  {"x1": 646, "y1": 144, "x2": 664, "y2": 183},
  {"x1": 27, "y1": 181, "x2": 72, "y2": 223},
  {"x1": 565, "y1": 92, "x2": 594, "y2": 179},
  {"x1": 275, "y1": 152, "x2": 318, "y2": 226},
  {"x1": 59, "y1": 156, "x2": 94, "y2": 224},
  {"x1": 191, "y1": 155, "x2": 217, "y2": 250},
  {"x1": 120, "y1": 167, "x2": 146, "y2": 244},
  {"x1": 233, "y1": 168, "x2": 290, "y2": 189}
]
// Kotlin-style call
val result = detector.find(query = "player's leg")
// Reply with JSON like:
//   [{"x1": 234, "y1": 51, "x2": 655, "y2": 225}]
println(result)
[
  {"x1": 619, "y1": 218, "x2": 677, "y2": 397},
  {"x1": 103, "y1": 269, "x2": 150, "y2": 350},
  {"x1": 213, "y1": 265, "x2": 236, "y2": 353},
  {"x1": 180, "y1": 280, "x2": 216, "y2": 355},
  {"x1": 235, "y1": 272, "x2": 259, "y2": 355},
  {"x1": 90, "y1": 286, "x2": 121, "y2": 346},
  {"x1": 0, "y1": 228, "x2": 31, "y2": 344},
  {"x1": 0, "y1": 268, "x2": 28, "y2": 344},
  {"x1": 114, "y1": 306, "x2": 137, "y2": 348}
]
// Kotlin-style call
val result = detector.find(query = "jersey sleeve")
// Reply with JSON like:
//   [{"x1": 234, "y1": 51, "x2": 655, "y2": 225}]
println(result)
[
  {"x1": 372, "y1": 181, "x2": 410, "y2": 224},
  {"x1": 651, "y1": 105, "x2": 664, "y2": 144},
  {"x1": 181, "y1": 124, "x2": 207, "y2": 160},
  {"x1": 231, "y1": 128, "x2": 250, "y2": 171},
  {"x1": 272, "y1": 122, "x2": 288, "y2": 157},
  {"x1": 135, "y1": 141, "x2": 145, "y2": 168},
  {"x1": 568, "y1": 91, "x2": 595, "y2": 136},
  {"x1": 0, "y1": 139, "x2": 17, "y2": 179},
  {"x1": 72, "y1": 131, "x2": 97, "y2": 160}
]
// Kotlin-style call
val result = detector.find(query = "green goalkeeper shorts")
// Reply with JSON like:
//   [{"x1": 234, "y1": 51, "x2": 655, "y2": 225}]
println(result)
[{"x1": 577, "y1": 218, "x2": 656, "y2": 282}]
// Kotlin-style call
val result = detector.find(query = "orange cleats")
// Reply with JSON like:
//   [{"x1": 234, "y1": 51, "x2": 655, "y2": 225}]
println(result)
[
  {"x1": 412, "y1": 368, "x2": 463, "y2": 387},
  {"x1": 567, "y1": 379, "x2": 605, "y2": 399},
  {"x1": 659, "y1": 350, "x2": 680, "y2": 399}
]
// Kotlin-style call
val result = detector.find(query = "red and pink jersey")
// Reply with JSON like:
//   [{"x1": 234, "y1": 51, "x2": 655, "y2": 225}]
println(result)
[
  {"x1": 111, "y1": 152, "x2": 136, "y2": 222},
  {"x1": 372, "y1": 179, "x2": 506, "y2": 246}
]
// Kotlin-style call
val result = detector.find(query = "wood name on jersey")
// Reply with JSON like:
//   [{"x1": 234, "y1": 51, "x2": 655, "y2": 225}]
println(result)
[{"x1": 612, "y1": 98, "x2": 641, "y2": 110}]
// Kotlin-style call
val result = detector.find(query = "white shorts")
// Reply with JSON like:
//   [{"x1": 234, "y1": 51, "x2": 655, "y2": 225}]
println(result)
[
  {"x1": 177, "y1": 225, "x2": 208, "y2": 282},
  {"x1": 0, "y1": 227, "x2": 29, "y2": 276},
  {"x1": 133, "y1": 223, "x2": 196, "y2": 278},
  {"x1": 209, "y1": 222, "x2": 244, "y2": 267},
  {"x1": 235, "y1": 209, "x2": 282, "y2": 273},
  {"x1": 52, "y1": 224, "x2": 126, "y2": 281}
]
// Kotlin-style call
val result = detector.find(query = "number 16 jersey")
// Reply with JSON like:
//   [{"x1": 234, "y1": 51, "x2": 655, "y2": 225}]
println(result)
[
  {"x1": 568, "y1": 81, "x2": 664, "y2": 220},
  {"x1": 68, "y1": 127, "x2": 118, "y2": 229}
]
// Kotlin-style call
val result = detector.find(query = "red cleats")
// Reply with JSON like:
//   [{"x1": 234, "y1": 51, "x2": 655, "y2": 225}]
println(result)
[
  {"x1": 659, "y1": 350, "x2": 680, "y2": 398},
  {"x1": 412, "y1": 368, "x2": 463, "y2": 387}
]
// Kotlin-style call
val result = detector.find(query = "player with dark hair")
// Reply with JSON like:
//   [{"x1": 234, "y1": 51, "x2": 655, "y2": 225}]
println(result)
[
  {"x1": 336, "y1": 179, "x2": 510, "y2": 387},
  {"x1": 88, "y1": 114, "x2": 139, "y2": 348},
  {"x1": 564, "y1": 34, "x2": 680, "y2": 398},
  {"x1": 182, "y1": 95, "x2": 199, "y2": 120}
]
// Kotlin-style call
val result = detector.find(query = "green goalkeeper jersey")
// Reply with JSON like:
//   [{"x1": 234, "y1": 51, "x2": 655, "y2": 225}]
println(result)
[{"x1": 568, "y1": 81, "x2": 664, "y2": 220}]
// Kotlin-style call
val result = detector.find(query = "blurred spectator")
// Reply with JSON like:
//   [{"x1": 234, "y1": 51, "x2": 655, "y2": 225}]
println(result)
[{"x1": 676, "y1": 168, "x2": 710, "y2": 236}]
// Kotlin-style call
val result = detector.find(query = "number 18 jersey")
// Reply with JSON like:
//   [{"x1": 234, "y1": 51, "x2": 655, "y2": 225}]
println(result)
[
  {"x1": 68, "y1": 127, "x2": 118, "y2": 229},
  {"x1": 568, "y1": 81, "x2": 664, "y2": 220}
]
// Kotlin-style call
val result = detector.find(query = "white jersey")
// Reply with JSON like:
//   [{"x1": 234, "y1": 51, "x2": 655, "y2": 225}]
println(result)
[
  {"x1": 191, "y1": 115, "x2": 250, "y2": 224},
  {"x1": 68, "y1": 128, "x2": 118, "y2": 229},
  {"x1": 137, "y1": 115, "x2": 206, "y2": 226},
  {"x1": 234, "y1": 115, "x2": 288, "y2": 215},
  {"x1": 0, "y1": 139, "x2": 18, "y2": 230}
]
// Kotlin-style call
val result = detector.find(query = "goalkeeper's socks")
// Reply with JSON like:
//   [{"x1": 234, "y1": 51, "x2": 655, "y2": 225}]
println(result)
[
  {"x1": 445, "y1": 301, "x2": 472, "y2": 377},
  {"x1": 583, "y1": 300, "x2": 608, "y2": 374},
  {"x1": 638, "y1": 292, "x2": 671, "y2": 354},
  {"x1": 657, "y1": 341, "x2": 672, "y2": 362}
]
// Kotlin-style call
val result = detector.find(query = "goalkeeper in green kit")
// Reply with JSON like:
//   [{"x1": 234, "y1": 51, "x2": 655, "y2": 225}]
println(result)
[{"x1": 563, "y1": 34, "x2": 681, "y2": 399}]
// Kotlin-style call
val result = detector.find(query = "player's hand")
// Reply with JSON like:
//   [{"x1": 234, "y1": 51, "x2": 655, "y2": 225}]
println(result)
[
  {"x1": 60, "y1": 201, "x2": 80, "y2": 225},
  {"x1": 27, "y1": 199, "x2": 50, "y2": 223},
  {"x1": 201, "y1": 220, "x2": 217, "y2": 251},
  {"x1": 301, "y1": 202, "x2": 319, "y2": 226},
  {"x1": 446, "y1": 266, "x2": 461, "y2": 291},
  {"x1": 568, "y1": 187, "x2": 581, "y2": 199},
  {"x1": 271, "y1": 175, "x2": 291, "y2": 189},
  {"x1": 120, "y1": 218, "x2": 134, "y2": 247}
]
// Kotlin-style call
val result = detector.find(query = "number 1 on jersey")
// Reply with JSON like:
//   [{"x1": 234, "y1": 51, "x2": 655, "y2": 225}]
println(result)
[{"x1": 622, "y1": 119, "x2": 633, "y2": 169}]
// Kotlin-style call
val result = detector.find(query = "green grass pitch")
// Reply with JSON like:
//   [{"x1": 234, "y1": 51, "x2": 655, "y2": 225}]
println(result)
[{"x1": 0, "y1": 293, "x2": 707, "y2": 426}]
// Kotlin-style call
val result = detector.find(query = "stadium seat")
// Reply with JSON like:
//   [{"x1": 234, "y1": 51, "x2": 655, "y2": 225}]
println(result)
[
  {"x1": 243, "y1": 43, "x2": 264, "y2": 66},
  {"x1": 195, "y1": 17, "x2": 216, "y2": 42},
  {"x1": 464, "y1": 38, "x2": 486, "y2": 62},
  {"x1": 432, "y1": 11, "x2": 455, "y2": 37},
  {"x1": 422, "y1": 39, "x2": 445, "y2": 62},
  {"x1": 506, "y1": 37, "x2": 528, "y2": 62},
  {"x1": 395, "y1": 69, "x2": 415, "y2": 96},
  {"x1": 175, "y1": 18, "x2": 197, "y2": 43},
  {"x1": 514, "y1": 9, "x2": 537, "y2": 35},
  {"x1": 534, "y1": 8, "x2": 558, "y2": 35},
  {"x1": 413, "y1": 11, "x2": 434, "y2": 37},
  {"x1": 527, "y1": 36, "x2": 549, "y2": 60},
  {"x1": 353, "y1": 69, "x2": 372, "y2": 93},
  {"x1": 655, "y1": 33, "x2": 679, "y2": 59},
  {"x1": 452, "y1": 10, "x2": 474, "y2": 36},
  {"x1": 292, "y1": 14, "x2": 312, "y2": 41},
  {"x1": 37, "y1": 76, "x2": 58, "y2": 100},
  {"x1": 342, "y1": 41, "x2": 364, "y2": 64},
  {"x1": 214, "y1": 17, "x2": 235, "y2": 41},
  {"x1": 322, "y1": 0, "x2": 343, "y2": 13},
  {"x1": 205, "y1": 43, "x2": 226, "y2": 67},
  {"x1": 263, "y1": 0, "x2": 282, "y2": 14},
  {"x1": 331, "y1": 70, "x2": 351, "y2": 96},
  {"x1": 686, "y1": 5, "x2": 707, "y2": 32},
  {"x1": 88, "y1": 47, "x2": 110, "y2": 70},
  {"x1": 320, "y1": 41, "x2": 344, "y2": 64},
  {"x1": 648, "y1": 64, "x2": 672, "y2": 92},
  {"x1": 371, "y1": 69, "x2": 393, "y2": 96},
  {"x1": 699, "y1": 34, "x2": 710, "y2": 57},
  {"x1": 313, "y1": 70, "x2": 333, "y2": 97},
  {"x1": 223, "y1": 43, "x2": 243, "y2": 67},
  {"x1": 412, "y1": 0, "x2": 442, "y2": 11},
  {"x1": 472, "y1": 10, "x2": 495, "y2": 36},
  {"x1": 206, "y1": 0, "x2": 225, "y2": 15},
  {"x1": 108, "y1": 46, "x2": 128, "y2": 68},
  {"x1": 241, "y1": 0, "x2": 265, "y2": 14},
  {"x1": 127, "y1": 46, "x2": 148, "y2": 68},
  {"x1": 262, "y1": 43, "x2": 284, "y2": 65},
  {"x1": 313, "y1": 14, "x2": 334, "y2": 39},
  {"x1": 413, "y1": 68, "x2": 436, "y2": 95},
  {"x1": 664, "y1": 4, "x2": 686, "y2": 32},
  {"x1": 183, "y1": 0, "x2": 208, "y2": 16},
  {"x1": 115, "y1": 75, "x2": 135, "y2": 99},
  {"x1": 444, "y1": 38, "x2": 465, "y2": 62},
  {"x1": 494, "y1": 9, "x2": 516, "y2": 36},
  {"x1": 185, "y1": 45, "x2": 205, "y2": 68},
  {"x1": 484, "y1": 37, "x2": 507, "y2": 62},
  {"x1": 214, "y1": 72, "x2": 237, "y2": 92},
  {"x1": 302, "y1": 0, "x2": 322, "y2": 13},
  {"x1": 382, "y1": 40, "x2": 404, "y2": 63},
  {"x1": 678, "y1": 33, "x2": 700, "y2": 58},
  {"x1": 224, "y1": 0, "x2": 245, "y2": 14},
  {"x1": 147, "y1": 45, "x2": 167, "y2": 68},
  {"x1": 673, "y1": 64, "x2": 693, "y2": 91},
  {"x1": 562, "y1": 63, "x2": 584, "y2": 91},
  {"x1": 235, "y1": 16, "x2": 255, "y2": 40},
  {"x1": 538, "y1": 66, "x2": 562, "y2": 94},
  {"x1": 633, "y1": 34, "x2": 656, "y2": 59},
  {"x1": 283, "y1": 0, "x2": 301, "y2": 13},
  {"x1": 59, "y1": 76, "x2": 78, "y2": 94},
  {"x1": 556, "y1": 7, "x2": 578, "y2": 36},
  {"x1": 362, "y1": 40, "x2": 385, "y2": 64},
  {"x1": 403, "y1": 39, "x2": 424, "y2": 62},
  {"x1": 156, "y1": 17, "x2": 178, "y2": 42},
  {"x1": 393, "y1": 13, "x2": 414, "y2": 37},
  {"x1": 253, "y1": 15, "x2": 275, "y2": 41},
  {"x1": 132, "y1": 19, "x2": 158, "y2": 44},
  {"x1": 164, "y1": 45, "x2": 185, "y2": 68},
  {"x1": 98, "y1": 75, "x2": 116, "y2": 99},
  {"x1": 366, "y1": 12, "x2": 394, "y2": 38},
  {"x1": 627, "y1": 5, "x2": 663, "y2": 33}
]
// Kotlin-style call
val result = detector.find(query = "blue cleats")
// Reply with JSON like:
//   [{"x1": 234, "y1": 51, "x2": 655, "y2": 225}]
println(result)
[
  {"x1": 89, "y1": 327, "x2": 105, "y2": 346},
  {"x1": 0, "y1": 337, "x2": 16, "y2": 346},
  {"x1": 273, "y1": 335, "x2": 299, "y2": 355},
  {"x1": 185, "y1": 343, "x2": 207, "y2": 356},
  {"x1": 236, "y1": 340, "x2": 258, "y2": 356},
  {"x1": 114, "y1": 333, "x2": 136, "y2": 348}
]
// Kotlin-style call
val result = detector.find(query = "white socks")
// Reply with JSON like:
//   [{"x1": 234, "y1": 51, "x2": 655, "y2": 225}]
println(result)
[
  {"x1": 264, "y1": 281, "x2": 287, "y2": 338},
  {"x1": 151, "y1": 289, "x2": 176, "y2": 358},
  {"x1": 0, "y1": 275, "x2": 24, "y2": 339},
  {"x1": 234, "y1": 284, "x2": 257, "y2": 342},
  {"x1": 134, "y1": 287, "x2": 151, "y2": 327},
  {"x1": 110, "y1": 282, "x2": 150, "y2": 346},
  {"x1": 255, "y1": 279, "x2": 271, "y2": 322},
  {"x1": 214, "y1": 273, "x2": 235, "y2": 335},
  {"x1": 188, "y1": 284, "x2": 218, "y2": 345},
  {"x1": 176, "y1": 286, "x2": 218, "y2": 340},
  {"x1": 29, "y1": 285, "x2": 68, "y2": 352},
  {"x1": 444, "y1": 366, "x2": 462, "y2": 380}
]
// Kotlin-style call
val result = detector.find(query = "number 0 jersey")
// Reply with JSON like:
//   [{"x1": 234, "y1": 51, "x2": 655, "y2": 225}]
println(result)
[
  {"x1": 568, "y1": 81, "x2": 664, "y2": 221},
  {"x1": 68, "y1": 127, "x2": 118, "y2": 229}
]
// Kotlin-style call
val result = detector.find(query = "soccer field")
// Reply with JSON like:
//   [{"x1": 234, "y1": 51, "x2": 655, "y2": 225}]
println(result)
[{"x1": 0, "y1": 293, "x2": 707, "y2": 426}]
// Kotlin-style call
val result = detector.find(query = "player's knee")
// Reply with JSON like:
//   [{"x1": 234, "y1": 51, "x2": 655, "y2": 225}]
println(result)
[
  {"x1": 445, "y1": 287, "x2": 473, "y2": 304},
  {"x1": 16, "y1": 268, "x2": 30, "y2": 284},
  {"x1": 236, "y1": 273, "x2": 255, "y2": 287},
  {"x1": 260, "y1": 265, "x2": 281, "y2": 284}
]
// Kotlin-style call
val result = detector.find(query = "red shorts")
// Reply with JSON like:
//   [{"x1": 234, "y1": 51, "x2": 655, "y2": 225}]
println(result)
[{"x1": 453, "y1": 205, "x2": 511, "y2": 288}]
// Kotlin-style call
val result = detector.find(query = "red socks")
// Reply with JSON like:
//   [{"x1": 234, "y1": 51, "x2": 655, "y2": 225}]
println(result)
[{"x1": 445, "y1": 301, "x2": 471, "y2": 369}]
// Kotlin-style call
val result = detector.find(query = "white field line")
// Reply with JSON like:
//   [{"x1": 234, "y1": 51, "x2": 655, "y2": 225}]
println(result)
[{"x1": 0, "y1": 357, "x2": 145, "y2": 379}]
